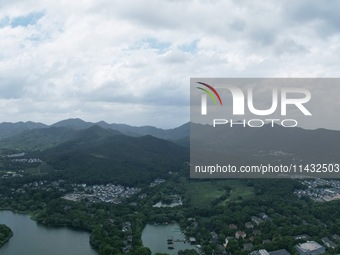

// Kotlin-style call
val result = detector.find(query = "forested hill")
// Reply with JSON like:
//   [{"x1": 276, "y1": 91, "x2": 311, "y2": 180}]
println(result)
[{"x1": 40, "y1": 125, "x2": 188, "y2": 185}]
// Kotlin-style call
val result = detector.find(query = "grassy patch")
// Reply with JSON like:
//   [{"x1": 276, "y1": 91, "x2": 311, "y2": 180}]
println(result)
[
  {"x1": 24, "y1": 163, "x2": 54, "y2": 175},
  {"x1": 186, "y1": 180, "x2": 254, "y2": 208}
]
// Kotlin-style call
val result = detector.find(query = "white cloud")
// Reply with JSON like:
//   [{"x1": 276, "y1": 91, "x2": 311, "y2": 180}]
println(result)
[{"x1": 0, "y1": 0, "x2": 340, "y2": 128}]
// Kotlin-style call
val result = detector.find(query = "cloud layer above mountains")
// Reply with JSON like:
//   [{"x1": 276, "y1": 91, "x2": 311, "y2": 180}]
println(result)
[{"x1": 1, "y1": 0, "x2": 340, "y2": 128}]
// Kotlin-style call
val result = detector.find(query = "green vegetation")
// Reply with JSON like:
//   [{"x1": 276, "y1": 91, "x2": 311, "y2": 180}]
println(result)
[
  {"x1": 190, "y1": 179, "x2": 339, "y2": 255},
  {"x1": 0, "y1": 123, "x2": 339, "y2": 255},
  {"x1": 23, "y1": 163, "x2": 52, "y2": 175},
  {"x1": 0, "y1": 224, "x2": 13, "y2": 247},
  {"x1": 0, "y1": 169, "x2": 339, "y2": 255},
  {"x1": 0, "y1": 127, "x2": 76, "y2": 150},
  {"x1": 41, "y1": 126, "x2": 188, "y2": 185},
  {"x1": 0, "y1": 126, "x2": 188, "y2": 186},
  {"x1": 185, "y1": 179, "x2": 254, "y2": 208}
]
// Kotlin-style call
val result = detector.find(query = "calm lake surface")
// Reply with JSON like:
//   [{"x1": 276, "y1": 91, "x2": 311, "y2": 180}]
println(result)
[
  {"x1": 0, "y1": 210, "x2": 97, "y2": 255},
  {"x1": 142, "y1": 223, "x2": 198, "y2": 255}
]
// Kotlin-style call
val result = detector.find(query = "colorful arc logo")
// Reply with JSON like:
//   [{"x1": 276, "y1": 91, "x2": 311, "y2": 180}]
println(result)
[
  {"x1": 196, "y1": 82, "x2": 223, "y2": 106},
  {"x1": 196, "y1": 82, "x2": 223, "y2": 115}
]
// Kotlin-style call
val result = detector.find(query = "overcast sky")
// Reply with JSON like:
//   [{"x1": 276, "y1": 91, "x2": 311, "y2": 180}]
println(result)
[{"x1": 1, "y1": 0, "x2": 340, "y2": 128}]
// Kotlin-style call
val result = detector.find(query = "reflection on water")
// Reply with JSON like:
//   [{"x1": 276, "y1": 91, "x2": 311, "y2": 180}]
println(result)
[
  {"x1": 142, "y1": 223, "x2": 198, "y2": 255},
  {"x1": 0, "y1": 210, "x2": 97, "y2": 255}
]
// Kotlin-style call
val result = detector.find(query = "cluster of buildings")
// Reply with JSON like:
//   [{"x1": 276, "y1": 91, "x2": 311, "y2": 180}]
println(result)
[
  {"x1": 250, "y1": 239, "x2": 338, "y2": 255},
  {"x1": 63, "y1": 184, "x2": 140, "y2": 204},
  {"x1": 250, "y1": 249, "x2": 291, "y2": 255},
  {"x1": 10, "y1": 158, "x2": 42, "y2": 163},
  {"x1": 222, "y1": 214, "x2": 269, "y2": 249},
  {"x1": 153, "y1": 195, "x2": 183, "y2": 208},
  {"x1": 0, "y1": 152, "x2": 42, "y2": 179},
  {"x1": 230, "y1": 213, "x2": 271, "y2": 240},
  {"x1": 321, "y1": 237, "x2": 338, "y2": 250},
  {"x1": 187, "y1": 212, "x2": 338, "y2": 255},
  {"x1": 1, "y1": 171, "x2": 24, "y2": 179},
  {"x1": 1, "y1": 178, "x2": 141, "y2": 204},
  {"x1": 121, "y1": 221, "x2": 133, "y2": 253},
  {"x1": 294, "y1": 179, "x2": 340, "y2": 201},
  {"x1": 5, "y1": 152, "x2": 26, "y2": 158},
  {"x1": 188, "y1": 213, "x2": 273, "y2": 255},
  {"x1": 9, "y1": 180, "x2": 66, "y2": 194},
  {"x1": 250, "y1": 237, "x2": 339, "y2": 255},
  {"x1": 150, "y1": 178, "x2": 165, "y2": 187},
  {"x1": 4, "y1": 152, "x2": 42, "y2": 163}
]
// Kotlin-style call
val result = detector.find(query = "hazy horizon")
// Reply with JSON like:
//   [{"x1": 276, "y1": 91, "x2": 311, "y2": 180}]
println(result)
[
  {"x1": 2, "y1": 118, "x2": 340, "y2": 132},
  {"x1": 0, "y1": 117, "x2": 188, "y2": 129}
]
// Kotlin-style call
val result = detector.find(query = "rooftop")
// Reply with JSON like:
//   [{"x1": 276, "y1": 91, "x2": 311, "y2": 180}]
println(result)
[
  {"x1": 250, "y1": 249, "x2": 270, "y2": 255},
  {"x1": 297, "y1": 241, "x2": 324, "y2": 251},
  {"x1": 269, "y1": 249, "x2": 291, "y2": 255}
]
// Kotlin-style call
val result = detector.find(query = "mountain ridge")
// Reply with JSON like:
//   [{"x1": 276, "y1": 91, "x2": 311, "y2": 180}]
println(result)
[{"x1": 0, "y1": 118, "x2": 189, "y2": 143}]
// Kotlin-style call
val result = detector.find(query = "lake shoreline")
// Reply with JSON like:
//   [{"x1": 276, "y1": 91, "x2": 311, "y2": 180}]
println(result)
[
  {"x1": 0, "y1": 211, "x2": 97, "y2": 255},
  {"x1": 0, "y1": 208, "x2": 91, "y2": 231},
  {"x1": 0, "y1": 208, "x2": 34, "y2": 217}
]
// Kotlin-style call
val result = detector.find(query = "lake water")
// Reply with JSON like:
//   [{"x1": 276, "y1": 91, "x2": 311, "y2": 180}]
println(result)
[
  {"x1": 0, "y1": 210, "x2": 97, "y2": 255},
  {"x1": 142, "y1": 223, "x2": 198, "y2": 255}
]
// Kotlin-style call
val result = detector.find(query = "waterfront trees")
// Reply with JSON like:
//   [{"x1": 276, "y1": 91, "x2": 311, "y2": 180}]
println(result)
[{"x1": 0, "y1": 224, "x2": 13, "y2": 247}]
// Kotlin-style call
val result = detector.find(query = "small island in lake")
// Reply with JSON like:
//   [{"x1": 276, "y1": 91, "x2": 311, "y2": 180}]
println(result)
[{"x1": 0, "y1": 224, "x2": 13, "y2": 247}]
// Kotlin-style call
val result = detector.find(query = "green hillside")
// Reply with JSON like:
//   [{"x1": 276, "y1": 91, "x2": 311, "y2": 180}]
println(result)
[
  {"x1": 0, "y1": 127, "x2": 77, "y2": 151},
  {"x1": 41, "y1": 126, "x2": 188, "y2": 185}
]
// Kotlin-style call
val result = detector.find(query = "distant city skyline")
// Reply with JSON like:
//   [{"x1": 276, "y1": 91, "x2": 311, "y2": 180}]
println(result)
[{"x1": 1, "y1": 1, "x2": 340, "y2": 128}]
